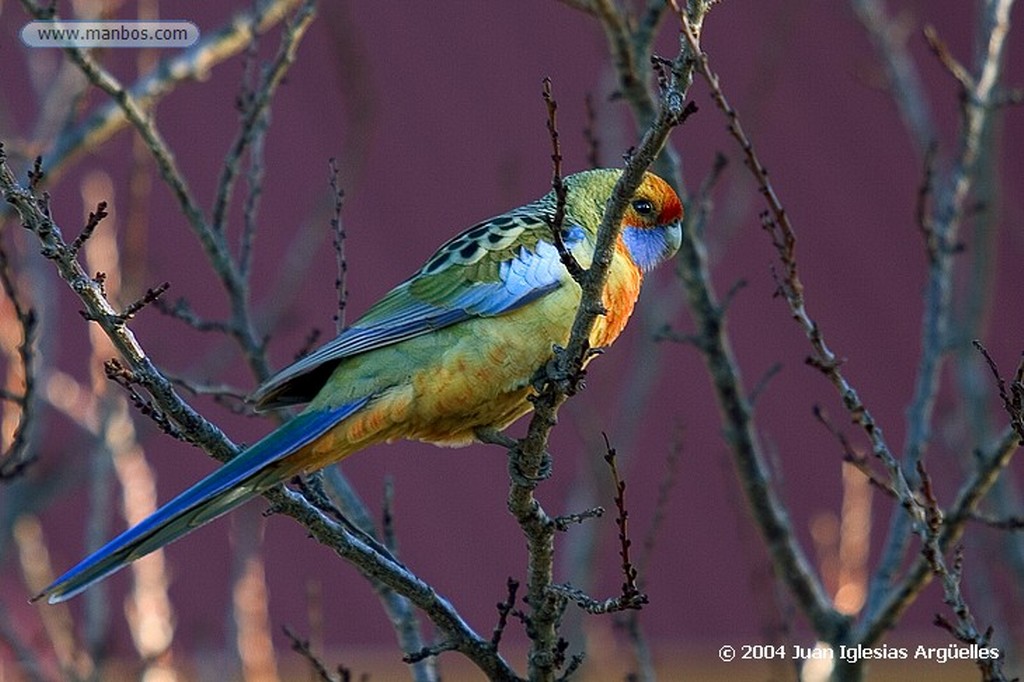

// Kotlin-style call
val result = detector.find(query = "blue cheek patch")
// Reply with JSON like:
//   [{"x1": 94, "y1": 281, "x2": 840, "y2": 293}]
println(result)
[{"x1": 621, "y1": 225, "x2": 676, "y2": 272}]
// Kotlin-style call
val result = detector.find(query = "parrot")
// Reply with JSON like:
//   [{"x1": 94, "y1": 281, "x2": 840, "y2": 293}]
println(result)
[{"x1": 37, "y1": 167, "x2": 683, "y2": 603}]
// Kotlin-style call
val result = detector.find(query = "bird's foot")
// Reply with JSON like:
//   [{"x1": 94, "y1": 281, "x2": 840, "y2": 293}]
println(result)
[
  {"x1": 508, "y1": 449, "x2": 553, "y2": 488},
  {"x1": 529, "y1": 344, "x2": 600, "y2": 397},
  {"x1": 473, "y1": 427, "x2": 552, "y2": 487},
  {"x1": 474, "y1": 426, "x2": 517, "y2": 448}
]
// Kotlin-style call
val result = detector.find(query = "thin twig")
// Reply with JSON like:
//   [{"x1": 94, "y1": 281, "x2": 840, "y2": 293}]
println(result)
[
  {"x1": 19, "y1": 0, "x2": 225, "y2": 285},
  {"x1": 473, "y1": 18, "x2": 694, "y2": 677},
  {"x1": 548, "y1": 582, "x2": 645, "y2": 615},
  {"x1": 118, "y1": 281, "x2": 170, "y2": 321},
  {"x1": 329, "y1": 158, "x2": 348, "y2": 333},
  {"x1": 283, "y1": 625, "x2": 341, "y2": 682},
  {"x1": 863, "y1": 425, "x2": 1020, "y2": 644},
  {"x1": 69, "y1": 201, "x2": 108, "y2": 256},
  {"x1": 915, "y1": 468, "x2": 1012, "y2": 682},
  {"x1": 812, "y1": 405, "x2": 896, "y2": 498},
  {"x1": 381, "y1": 476, "x2": 398, "y2": 556},
  {"x1": 671, "y1": 7, "x2": 845, "y2": 642},
  {"x1": 490, "y1": 578, "x2": 520, "y2": 650},
  {"x1": 238, "y1": 111, "x2": 267, "y2": 281},
  {"x1": 582, "y1": 92, "x2": 601, "y2": 169},
  {"x1": 973, "y1": 340, "x2": 1024, "y2": 442},
  {"x1": 505, "y1": 30, "x2": 691, "y2": 680},
  {"x1": 213, "y1": 0, "x2": 317, "y2": 249},
  {"x1": 866, "y1": 1, "x2": 1019, "y2": 637},
  {"x1": 637, "y1": 434, "x2": 682, "y2": 572},
  {"x1": 23, "y1": 0, "x2": 310, "y2": 186},
  {"x1": 542, "y1": 78, "x2": 584, "y2": 282},
  {"x1": 915, "y1": 142, "x2": 940, "y2": 264},
  {"x1": 746, "y1": 360, "x2": 780, "y2": 407},
  {"x1": 103, "y1": 359, "x2": 187, "y2": 442},
  {"x1": 552, "y1": 507, "x2": 604, "y2": 532},
  {"x1": 0, "y1": 242, "x2": 38, "y2": 478},
  {"x1": 923, "y1": 25, "x2": 974, "y2": 93},
  {"x1": 849, "y1": 0, "x2": 937, "y2": 154},
  {"x1": 967, "y1": 512, "x2": 1024, "y2": 531},
  {"x1": 213, "y1": 1, "x2": 265, "y2": 238},
  {"x1": 403, "y1": 640, "x2": 459, "y2": 665},
  {"x1": 684, "y1": 5, "x2": 928, "y2": 541},
  {"x1": 4, "y1": 157, "x2": 509, "y2": 679},
  {"x1": 602, "y1": 434, "x2": 646, "y2": 608},
  {"x1": 18, "y1": 0, "x2": 321, "y2": 385}
]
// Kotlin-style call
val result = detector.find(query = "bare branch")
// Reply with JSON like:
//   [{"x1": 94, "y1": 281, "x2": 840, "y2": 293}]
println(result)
[
  {"x1": 18, "y1": 0, "x2": 320, "y2": 387},
  {"x1": 213, "y1": 0, "x2": 318, "y2": 242},
  {"x1": 118, "y1": 281, "x2": 170, "y2": 321},
  {"x1": 915, "y1": 473, "x2": 1013, "y2": 682},
  {"x1": 68, "y1": 201, "x2": 108, "y2": 256},
  {"x1": 565, "y1": 0, "x2": 684, "y2": 187},
  {"x1": 548, "y1": 582, "x2": 646, "y2": 615},
  {"x1": 682, "y1": 6, "x2": 936, "y2": 575},
  {"x1": 637, "y1": 434, "x2": 682, "y2": 572},
  {"x1": 602, "y1": 435, "x2": 647, "y2": 609},
  {"x1": 582, "y1": 92, "x2": 601, "y2": 169},
  {"x1": 862, "y1": 426, "x2": 1020, "y2": 644},
  {"x1": 849, "y1": 0, "x2": 937, "y2": 154},
  {"x1": 154, "y1": 296, "x2": 235, "y2": 335},
  {"x1": 923, "y1": 25, "x2": 975, "y2": 93},
  {"x1": 18, "y1": 0, "x2": 311, "y2": 185},
  {"x1": 542, "y1": 77, "x2": 584, "y2": 282},
  {"x1": 866, "y1": 0, "x2": 1019, "y2": 637},
  {"x1": 3, "y1": 149, "x2": 237, "y2": 457},
  {"x1": 328, "y1": 158, "x2": 349, "y2": 333},
  {"x1": 490, "y1": 578, "x2": 520, "y2": 650},
  {"x1": 0, "y1": 241, "x2": 38, "y2": 478},
  {"x1": 403, "y1": 640, "x2": 461, "y2": 665},
  {"x1": 973, "y1": 340, "x2": 1024, "y2": 442},
  {"x1": 915, "y1": 142, "x2": 941, "y2": 264},
  {"x1": 671, "y1": 9, "x2": 845, "y2": 642},
  {"x1": 283, "y1": 625, "x2": 347, "y2": 682},
  {"x1": 2, "y1": 156, "x2": 509, "y2": 680},
  {"x1": 747, "y1": 361, "x2": 781, "y2": 406},
  {"x1": 505, "y1": 30, "x2": 692, "y2": 679},
  {"x1": 967, "y1": 512, "x2": 1024, "y2": 531},
  {"x1": 552, "y1": 507, "x2": 604, "y2": 532},
  {"x1": 813, "y1": 405, "x2": 897, "y2": 499},
  {"x1": 476, "y1": 14, "x2": 698, "y2": 676},
  {"x1": 104, "y1": 359, "x2": 188, "y2": 443},
  {"x1": 19, "y1": 0, "x2": 222, "y2": 282}
]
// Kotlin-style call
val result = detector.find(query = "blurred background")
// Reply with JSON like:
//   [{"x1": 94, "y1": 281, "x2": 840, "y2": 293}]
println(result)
[{"x1": 0, "y1": 1, "x2": 1022, "y2": 679}]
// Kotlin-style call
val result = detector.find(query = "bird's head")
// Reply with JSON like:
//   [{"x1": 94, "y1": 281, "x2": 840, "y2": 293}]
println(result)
[{"x1": 563, "y1": 168, "x2": 683, "y2": 272}]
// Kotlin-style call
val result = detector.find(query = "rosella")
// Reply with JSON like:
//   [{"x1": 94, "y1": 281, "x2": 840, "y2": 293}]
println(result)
[{"x1": 39, "y1": 168, "x2": 683, "y2": 603}]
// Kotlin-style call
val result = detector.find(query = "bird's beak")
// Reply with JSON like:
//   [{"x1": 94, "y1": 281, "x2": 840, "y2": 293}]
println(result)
[{"x1": 666, "y1": 220, "x2": 683, "y2": 257}]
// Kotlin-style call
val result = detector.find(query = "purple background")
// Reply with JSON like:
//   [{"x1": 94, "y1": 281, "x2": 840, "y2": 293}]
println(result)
[{"x1": 2, "y1": 0, "x2": 1022, "y2": 677}]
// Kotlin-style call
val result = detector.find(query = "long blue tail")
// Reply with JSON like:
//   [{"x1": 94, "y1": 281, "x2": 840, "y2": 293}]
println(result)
[{"x1": 36, "y1": 399, "x2": 367, "y2": 604}]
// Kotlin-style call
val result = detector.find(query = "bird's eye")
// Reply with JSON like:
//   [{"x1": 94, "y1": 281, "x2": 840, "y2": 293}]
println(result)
[{"x1": 631, "y1": 199, "x2": 655, "y2": 216}]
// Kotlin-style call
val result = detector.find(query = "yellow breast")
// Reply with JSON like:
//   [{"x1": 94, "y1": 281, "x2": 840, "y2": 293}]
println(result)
[{"x1": 305, "y1": 252, "x2": 643, "y2": 462}]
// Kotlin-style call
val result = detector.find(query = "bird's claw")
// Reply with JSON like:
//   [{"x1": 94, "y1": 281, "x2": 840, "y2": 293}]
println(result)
[
  {"x1": 475, "y1": 426, "x2": 552, "y2": 487},
  {"x1": 508, "y1": 449, "x2": 553, "y2": 488},
  {"x1": 474, "y1": 426, "x2": 517, "y2": 448}
]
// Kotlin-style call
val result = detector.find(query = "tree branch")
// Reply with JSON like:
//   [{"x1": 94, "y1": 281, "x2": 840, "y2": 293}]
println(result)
[
  {"x1": 11, "y1": 0, "x2": 310, "y2": 186},
  {"x1": 0, "y1": 242, "x2": 38, "y2": 478},
  {"x1": 672, "y1": 8, "x2": 846, "y2": 643},
  {"x1": 0, "y1": 144, "x2": 515, "y2": 681}
]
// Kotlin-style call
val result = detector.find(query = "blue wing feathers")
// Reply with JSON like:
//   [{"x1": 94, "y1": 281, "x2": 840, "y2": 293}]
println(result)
[
  {"x1": 251, "y1": 227, "x2": 579, "y2": 410},
  {"x1": 39, "y1": 214, "x2": 589, "y2": 601},
  {"x1": 39, "y1": 399, "x2": 368, "y2": 604}
]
